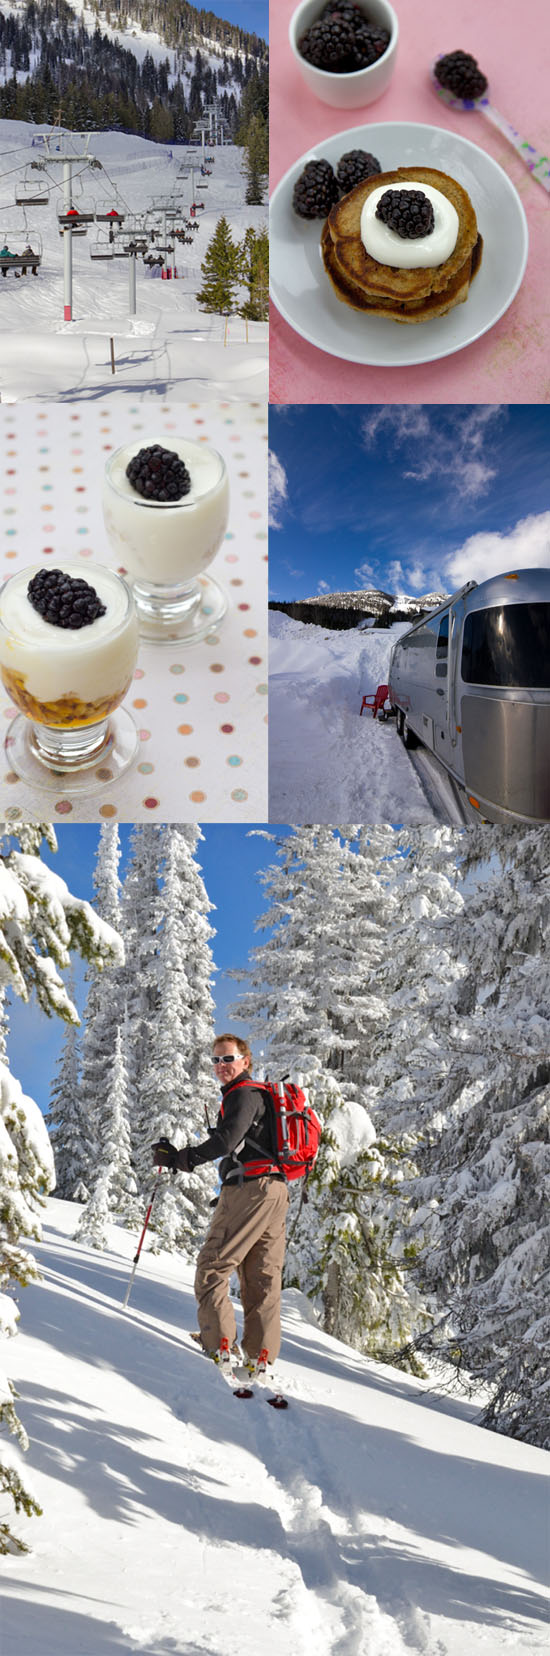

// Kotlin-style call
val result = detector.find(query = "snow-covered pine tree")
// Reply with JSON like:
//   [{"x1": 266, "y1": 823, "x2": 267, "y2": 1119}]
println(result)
[
  {"x1": 230, "y1": 824, "x2": 397, "y2": 1085},
  {"x1": 138, "y1": 825, "x2": 217, "y2": 1254},
  {"x1": 286, "y1": 1071, "x2": 431, "y2": 1367},
  {"x1": 75, "y1": 1021, "x2": 136, "y2": 1250},
  {"x1": 196, "y1": 215, "x2": 242, "y2": 314},
  {"x1": 68, "y1": 824, "x2": 129, "y2": 1214},
  {"x1": 358, "y1": 826, "x2": 466, "y2": 1134},
  {"x1": 119, "y1": 824, "x2": 163, "y2": 1192},
  {"x1": 45, "y1": 970, "x2": 84, "y2": 1200},
  {"x1": 413, "y1": 826, "x2": 550, "y2": 1447},
  {"x1": 0, "y1": 820, "x2": 123, "y2": 1552}
]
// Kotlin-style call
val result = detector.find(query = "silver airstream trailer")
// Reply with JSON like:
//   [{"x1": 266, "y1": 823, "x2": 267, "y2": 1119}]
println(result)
[{"x1": 388, "y1": 568, "x2": 550, "y2": 823}]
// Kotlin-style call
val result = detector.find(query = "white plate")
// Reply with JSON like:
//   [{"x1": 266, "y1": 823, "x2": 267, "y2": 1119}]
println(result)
[{"x1": 269, "y1": 121, "x2": 529, "y2": 368}]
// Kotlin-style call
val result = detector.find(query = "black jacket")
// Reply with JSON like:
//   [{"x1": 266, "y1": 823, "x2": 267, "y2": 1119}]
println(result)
[{"x1": 188, "y1": 1075, "x2": 279, "y2": 1184}]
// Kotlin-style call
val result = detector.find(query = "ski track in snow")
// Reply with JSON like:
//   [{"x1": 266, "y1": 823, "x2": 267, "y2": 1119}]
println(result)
[
  {"x1": 2, "y1": 1201, "x2": 548, "y2": 1656},
  {"x1": 0, "y1": 122, "x2": 267, "y2": 400}
]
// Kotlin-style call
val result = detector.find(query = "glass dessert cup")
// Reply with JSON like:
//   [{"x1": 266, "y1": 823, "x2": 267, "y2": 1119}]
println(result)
[
  {"x1": 102, "y1": 438, "x2": 230, "y2": 643},
  {"x1": 0, "y1": 563, "x2": 139, "y2": 794}
]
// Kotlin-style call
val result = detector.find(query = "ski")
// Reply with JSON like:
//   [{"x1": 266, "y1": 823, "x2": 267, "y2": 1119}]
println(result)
[
  {"x1": 189, "y1": 1333, "x2": 289, "y2": 1406},
  {"x1": 233, "y1": 1386, "x2": 288, "y2": 1408}
]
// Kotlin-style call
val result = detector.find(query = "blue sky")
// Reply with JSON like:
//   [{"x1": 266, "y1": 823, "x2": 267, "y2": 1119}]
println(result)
[
  {"x1": 203, "y1": 1, "x2": 268, "y2": 40},
  {"x1": 5, "y1": 824, "x2": 284, "y2": 1119},
  {"x1": 269, "y1": 405, "x2": 550, "y2": 600}
]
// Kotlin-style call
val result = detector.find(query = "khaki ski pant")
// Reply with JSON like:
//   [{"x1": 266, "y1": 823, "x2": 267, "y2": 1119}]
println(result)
[{"x1": 194, "y1": 1176, "x2": 289, "y2": 1362}]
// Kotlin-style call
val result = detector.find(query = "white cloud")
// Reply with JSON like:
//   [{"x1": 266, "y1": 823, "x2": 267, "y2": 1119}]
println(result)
[
  {"x1": 361, "y1": 404, "x2": 506, "y2": 502},
  {"x1": 354, "y1": 560, "x2": 374, "y2": 586},
  {"x1": 404, "y1": 563, "x2": 430, "y2": 592},
  {"x1": 444, "y1": 510, "x2": 550, "y2": 586},
  {"x1": 362, "y1": 407, "x2": 431, "y2": 446},
  {"x1": 387, "y1": 559, "x2": 404, "y2": 588},
  {"x1": 268, "y1": 450, "x2": 288, "y2": 529},
  {"x1": 318, "y1": 580, "x2": 330, "y2": 593}
]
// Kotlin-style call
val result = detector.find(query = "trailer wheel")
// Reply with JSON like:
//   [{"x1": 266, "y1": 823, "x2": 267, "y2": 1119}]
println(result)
[{"x1": 402, "y1": 714, "x2": 419, "y2": 750}]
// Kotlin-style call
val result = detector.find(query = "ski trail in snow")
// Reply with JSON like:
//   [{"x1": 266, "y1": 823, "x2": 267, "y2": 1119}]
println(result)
[{"x1": 236, "y1": 1381, "x2": 447, "y2": 1656}]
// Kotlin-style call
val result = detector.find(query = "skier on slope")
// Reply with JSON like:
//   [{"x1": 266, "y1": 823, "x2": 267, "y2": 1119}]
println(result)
[{"x1": 152, "y1": 1034, "x2": 288, "y2": 1369}]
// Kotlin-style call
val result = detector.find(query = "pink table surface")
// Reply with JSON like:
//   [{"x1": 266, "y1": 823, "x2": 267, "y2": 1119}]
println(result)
[{"x1": 269, "y1": 0, "x2": 550, "y2": 404}]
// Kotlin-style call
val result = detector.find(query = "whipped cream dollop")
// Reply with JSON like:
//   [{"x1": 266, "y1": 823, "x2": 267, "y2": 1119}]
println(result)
[{"x1": 360, "y1": 181, "x2": 459, "y2": 268}]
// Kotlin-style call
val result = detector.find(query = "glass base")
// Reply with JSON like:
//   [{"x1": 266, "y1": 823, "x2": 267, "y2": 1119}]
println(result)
[
  {"x1": 5, "y1": 708, "x2": 139, "y2": 795},
  {"x1": 131, "y1": 572, "x2": 227, "y2": 643}
]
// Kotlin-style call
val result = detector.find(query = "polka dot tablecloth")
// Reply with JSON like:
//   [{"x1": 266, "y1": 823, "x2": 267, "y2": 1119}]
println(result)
[{"x1": 0, "y1": 402, "x2": 268, "y2": 823}]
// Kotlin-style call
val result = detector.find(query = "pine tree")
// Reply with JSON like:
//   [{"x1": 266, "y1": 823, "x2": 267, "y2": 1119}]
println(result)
[
  {"x1": 0, "y1": 820, "x2": 123, "y2": 1552},
  {"x1": 70, "y1": 825, "x2": 126, "y2": 1207},
  {"x1": 76, "y1": 1021, "x2": 136, "y2": 1250},
  {"x1": 196, "y1": 215, "x2": 242, "y2": 315},
  {"x1": 242, "y1": 112, "x2": 268, "y2": 204},
  {"x1": 45, "y1": 970, "x2": 84, "y2": 1199},
  {"x1": 412, "y1": 827, "x2": 550, "y2": 1446},
  {"x1": 138, "y1": 825, "x2": 217, "y2": 1253},
  {"x1": 239, "y1": 226, "x2": 268, "y2": 321},
  {"x1": 119, "y1": 825, "x2": 163, "y2": 1195},
  {"x1": 287, "y1": 1071, "x2": 431, "y2": 1366}
]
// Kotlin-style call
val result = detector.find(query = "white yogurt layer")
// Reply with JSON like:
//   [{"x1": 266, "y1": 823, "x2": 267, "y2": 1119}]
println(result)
[
  {"x1": 0, "y1": 561, "x2": 138, "y2": 707},
  {"x1": 360, "y1": 181, "x2": 459, "y2": 268},
  {"x1": 102, "y1": 437, "x2": 230, "y2": 585}
]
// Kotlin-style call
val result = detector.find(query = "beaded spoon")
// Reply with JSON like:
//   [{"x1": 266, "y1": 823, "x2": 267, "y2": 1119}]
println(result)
[{"x1": 431, "y1": 58, "x2": 550, "y2": 196}]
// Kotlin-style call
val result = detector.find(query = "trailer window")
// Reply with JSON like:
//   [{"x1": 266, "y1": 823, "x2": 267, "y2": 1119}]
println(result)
[
  {"x1": 435, "y1": 614, "x2": 449, "y2": 677},
  {"x1": 461, "y1": 604, "x2": 550, "y2": 688}
]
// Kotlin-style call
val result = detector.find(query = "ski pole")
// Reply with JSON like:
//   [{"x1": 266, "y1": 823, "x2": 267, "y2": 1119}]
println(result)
[{"x1": 122, "y1": 1167, "x2": 164, "y2": 1310}]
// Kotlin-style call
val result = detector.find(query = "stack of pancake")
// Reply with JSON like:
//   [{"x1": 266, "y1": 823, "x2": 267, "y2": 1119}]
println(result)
[{"x1": 321, "y1": 165, "x2": 482, "y2": 323}]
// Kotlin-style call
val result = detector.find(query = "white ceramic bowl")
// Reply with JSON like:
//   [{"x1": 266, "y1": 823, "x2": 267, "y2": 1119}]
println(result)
[{"x1": 289, "y1": 0, "x2": 398, "y2": 109}]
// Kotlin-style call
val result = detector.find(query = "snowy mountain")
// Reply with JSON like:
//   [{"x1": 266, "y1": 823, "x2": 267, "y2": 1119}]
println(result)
[
  {"x1": 0, "y1": 0, "x2": 267, "y2": 137},
  {"x1": 270, "y1": 588, "x2": 450, "y2": 630},
  {"x1": 3, "y1": 1197, "x2": 548, "y2": 1656}
]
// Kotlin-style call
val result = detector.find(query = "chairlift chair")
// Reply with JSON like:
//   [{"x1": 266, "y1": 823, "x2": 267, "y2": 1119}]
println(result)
[
  {"x1": 57, "y1": 201, "x2": 94, "y2": 233},
  {"x1": 15, "y1": 167, "x2": 49, "y2": 207},
  {"x1": 0, "y1": 230, "x2": 43, "y2": 275},
  {"x1": 89, "y1": 231, "x2": 114, "y2": 261},
  {"x1": 95, "y1": 203, "x2": 125, "y2": 224}
]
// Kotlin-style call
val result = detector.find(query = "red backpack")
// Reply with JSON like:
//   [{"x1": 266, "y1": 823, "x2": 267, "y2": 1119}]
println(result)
[{"x1": 225, "y1": 1076, "x2": 322, "y2": 1183}]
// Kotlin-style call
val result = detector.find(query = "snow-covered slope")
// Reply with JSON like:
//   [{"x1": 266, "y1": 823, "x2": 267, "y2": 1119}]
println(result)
[
  {"x1": 2, "y1": 1198, "x2": 547, "y2": 1656},
  {"x1": 269, "y1": 611, "x2": 440, "y2": 823}
]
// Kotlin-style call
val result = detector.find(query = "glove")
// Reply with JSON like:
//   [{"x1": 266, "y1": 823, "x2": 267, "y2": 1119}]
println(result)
[
  {"x1": 152, "y1": 1139, "x2": 194, "y2": 1174},
  {"x1": 175, "y1": 1145, "x2": 193, "y2": 1174},
  {"x1": 152, "y1": 1137, "x2": 179, "y2": 1172}
]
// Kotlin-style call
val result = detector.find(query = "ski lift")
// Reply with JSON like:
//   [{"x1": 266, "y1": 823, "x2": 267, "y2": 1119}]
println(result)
[
  {"x1": 89, "y1": 230, "x2": 114, "y2": 261},
  {"x1": 95, "y1": 202, "x2": 126, "y2": 224},
  {"x1": 14, "y1": 166, "x2": 50, "y2": 207},
  {"x1": 0, "y1": 231, "x2": 43, "y2": 276},
  {"x1": 57, "y1": 200, "x2": 95, "y2": 232}
]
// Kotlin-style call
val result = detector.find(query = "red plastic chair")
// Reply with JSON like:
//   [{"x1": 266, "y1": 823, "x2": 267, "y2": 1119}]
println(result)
[{"x1": 360, "y1": 683, "x2": 389, "y2": 718}]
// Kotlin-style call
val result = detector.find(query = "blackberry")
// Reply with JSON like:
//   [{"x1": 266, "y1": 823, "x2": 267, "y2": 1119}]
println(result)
[
  {"x1": 376, "y1": 188, "x2": 435, "y2": 239},
  {"x1": 434, "y1": 51, "x2": 488, "y2": 100},
  {"x1": 292, "y1": 159, "x2": 339, "y2": 219},
  {"x1": 299, "y1": 17, "x2": 356, "y2": 70},
  {"x1": 336, "y1": 149, "x2": 382, "y2": 192},
  {"x1": 126, "y1": 444, "x2": 192, "y2": 502},
  {"x1": 320, "y1": 1, "x2": 363, "y2": 19},
  {"x1": 27, "y1": 568, "x2": 106, "y2": 630},
  {"x1": 350, "y1": 22, "x2": 390, "y2": 67}
]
